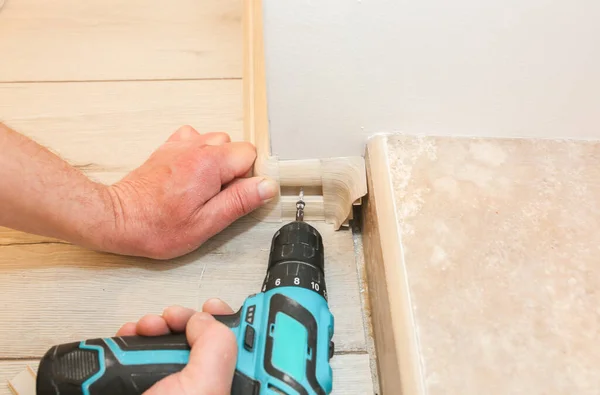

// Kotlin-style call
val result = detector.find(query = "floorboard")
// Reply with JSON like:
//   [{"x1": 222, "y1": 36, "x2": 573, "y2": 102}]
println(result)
[
  {"x1": 0, "y1": 80, "x2": 243, "y2": 184},
  {"x1": 0, "y1": 218, "x2": 367, "y2": 358},
  {"x1": 0, "y1": 361, "x2": 37, "y2": 395},
  {"x1": 0, "y1": 0, "x2": 241, "y2": 82},
  {"x1": 0, "y1": 228, "x2": 60, "y2": 246}
]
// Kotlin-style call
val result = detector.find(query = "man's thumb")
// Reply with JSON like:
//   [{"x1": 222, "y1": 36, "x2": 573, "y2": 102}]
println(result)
[{"x1": 200, "y1": 176, "x2": 278, "y2": 232}]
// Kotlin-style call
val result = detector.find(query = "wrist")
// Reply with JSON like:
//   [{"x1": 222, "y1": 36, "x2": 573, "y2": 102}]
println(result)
[
  {"x1": 96, "y1": 181, "x2": 196, "y2": 260},
  {"x1": 93, "y1": 182, "x2": 157, "y2": 258},
  {"x1": 0, "y1": 122, "x2": 125, "y2": 252},
  {"x1": 63, "y1": 181, "x2": 120, "y2": 253}
]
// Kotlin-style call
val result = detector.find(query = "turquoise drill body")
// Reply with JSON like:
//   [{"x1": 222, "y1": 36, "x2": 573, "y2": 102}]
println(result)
[
  {"x1": 37, "y1": 220, "x2": 336, "y2": 395},
  {"x1": 228, "y1": 286, "x2": 335, "y2": 394}
]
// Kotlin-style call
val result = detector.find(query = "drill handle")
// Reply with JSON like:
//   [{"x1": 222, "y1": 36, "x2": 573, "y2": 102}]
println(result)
[
  {"x1": 36, "y1": 312, "x2": 242, "y2": 395},
  {"x1": 213, "y1": 310, "x2": 242, "y2": 328}
]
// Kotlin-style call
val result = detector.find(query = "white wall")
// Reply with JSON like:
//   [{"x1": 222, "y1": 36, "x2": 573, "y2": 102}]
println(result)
[{"x1": 263, "y1": 0, "x2": 600, "y2": 160}]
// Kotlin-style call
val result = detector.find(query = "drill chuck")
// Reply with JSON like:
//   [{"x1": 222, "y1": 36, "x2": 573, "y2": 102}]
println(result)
[{"x1": 263, "y1": 221, "x2": 327, "y2": 300}]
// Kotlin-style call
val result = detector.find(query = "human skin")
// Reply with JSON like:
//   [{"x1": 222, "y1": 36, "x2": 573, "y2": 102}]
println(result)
[
  {"x1": 116, "y1": 300, "x2": 238, "y2": 395},
  {"x1": 0, "y1": 123, "x2": 278, "y2": 259},
  {"x1": 0, "y1": 123, "x2": 263, "y2": 392}
]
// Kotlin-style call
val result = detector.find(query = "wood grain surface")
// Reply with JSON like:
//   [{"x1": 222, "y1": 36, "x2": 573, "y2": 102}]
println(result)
[
  {"x1": 0, "y1": 363, "x2": 37, "y2": 395},
  {"x1": 0, "y1": 80, "x2": 243, "y2": 184},
  {"x1": 6, "y1": 365, "x2": 35, "y2": 395},
  {"x1": 362, "y1": 136, "x2": 425, "y2": 395},
  {"x1": 0, "y1": 0, "x2": 242, "y2": 82},
  {"x1": 0, "y1": 219, "x2": 367, "y2": 357}
]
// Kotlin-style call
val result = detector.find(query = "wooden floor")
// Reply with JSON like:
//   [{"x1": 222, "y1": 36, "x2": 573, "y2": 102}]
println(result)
[{"x1": 0, "y1": 1, "x2": 374, "y2": 393}]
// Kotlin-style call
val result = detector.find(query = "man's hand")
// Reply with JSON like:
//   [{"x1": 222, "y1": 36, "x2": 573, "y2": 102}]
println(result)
[
  {"x1": 102, "y1": 126, "x2": 278, "y2": 259},
  {"x1": 116, "y1": 300, "x2": 238, "y2": 395},
  {"x1": 0, "y1": 123, "x2": 278, "y2": 259}
]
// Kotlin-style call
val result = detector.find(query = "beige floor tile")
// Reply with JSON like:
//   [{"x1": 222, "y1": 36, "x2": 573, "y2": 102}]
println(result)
[{"x1": 387, "y1": 135, "x2": 600, "y2": 394}]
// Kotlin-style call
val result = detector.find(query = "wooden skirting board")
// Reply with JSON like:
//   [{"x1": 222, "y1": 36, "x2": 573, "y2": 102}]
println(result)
[
  {"x1": 7, "y1": 366, "x2": 35, "y2": 395},
  {"x1": 242, "y1": 0, "x2": 367, "y2": 229},
  {"x1": 361, "y1": 134, "x2": 600, "y2": 395},
  {"x1": 361, "y1": 135, "x2": 425, "y2": 395}
]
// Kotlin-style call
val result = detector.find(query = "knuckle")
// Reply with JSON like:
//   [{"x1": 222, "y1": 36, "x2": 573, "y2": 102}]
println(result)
[
  {"x1": 199, "y1": 144, "x2": 220, "y2": 159},
  {"x1": 193, "y1": 145, "x2": 222, "y2": 177},
  {"x1": 178, "y1": 124, "x2": 195, "y2": 134},
  {"x1": 194, "y1": 143, "x2": 217, "y2": 160},
  {"x1": 174, "y1": 125, "x2": 199, "y2": 141},
  {"x1": 239, "y1": 141, "x2": 257, "y2": 155},
  {"x1": 228, "y1": 188, "x2": 252, "y2": 216},
  {"x1": 213, "y1": 131, "x2": 231, "y2": 141}
]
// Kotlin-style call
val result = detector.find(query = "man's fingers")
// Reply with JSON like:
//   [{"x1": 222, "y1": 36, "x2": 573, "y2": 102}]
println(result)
[
  {"x1": 203, "y1": 142, "x2": 257, "y2": 185},
  {"x1": 179, "y1": 312, "x2": 237, "y2": 394},
  {"x1": 222, "y1": 176, "x2": 250, "y2": 190},
  {"x1": 202, "y1": 298, "x2": 235, "y2": 315},
  {"x1": 116, "y1": 322, "x2": 137, "y2": 336},
  {"x1": 167, "y1": 125, "x2": 201, "y2": 142},
  {"x1": 161, "y1": 305, "x2": 196, "y2": 333},
  {"x1": 197, "y1": 176, "x2": 278, "y2": 238},
  {"x1": 161, "y1": 302, "x2": 234, "y2": 334},
  {"x1": 200, "y1": 132, "x2": 231, "y2": 146},
  {"x1": 136, "y1": 314, "x2": 171, "y2": 336},
  {"x1": 167, "y1": 125, "x2": 231, "y2": 146}
]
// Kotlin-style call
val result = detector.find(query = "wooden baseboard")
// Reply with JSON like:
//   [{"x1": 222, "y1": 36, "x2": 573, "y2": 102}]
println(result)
[
  {"x1": 242, "y1": 0, "x2": 366, "y2": 228},
  {"x1": 8, "y1": 366, "x2": 35, "y2": 395},
  {"x1": 362, "y1": 135, "x2": 425, "y2": 395}
]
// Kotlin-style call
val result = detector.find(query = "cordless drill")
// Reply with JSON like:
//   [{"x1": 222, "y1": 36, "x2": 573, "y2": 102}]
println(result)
[{"x1": 36, "y1": 193, "x2": 335, "y2": 395}]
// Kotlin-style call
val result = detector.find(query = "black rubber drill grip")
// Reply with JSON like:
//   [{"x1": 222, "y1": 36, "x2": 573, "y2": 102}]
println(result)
[{"x1": 36, "y1": 311, "x2": 242, "y2": 395}]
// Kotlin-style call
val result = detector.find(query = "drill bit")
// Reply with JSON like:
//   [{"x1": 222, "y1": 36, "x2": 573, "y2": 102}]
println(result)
[{"x1": 296, "y1": 188, "x2": 305, "y2": 221}]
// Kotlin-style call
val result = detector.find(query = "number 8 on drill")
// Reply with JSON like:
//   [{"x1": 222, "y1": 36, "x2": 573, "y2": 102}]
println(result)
[{"x1": 36, "y1": 220, "x2": 335, "y2": 395}]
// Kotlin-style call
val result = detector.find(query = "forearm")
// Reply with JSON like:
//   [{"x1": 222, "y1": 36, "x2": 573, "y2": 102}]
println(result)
[
  {"x1": 0, "y1": 123, "x2": 114, "y2": 249},
  {"x1": 0, "y1": 123, "x2": 273, "y2": 259}
]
